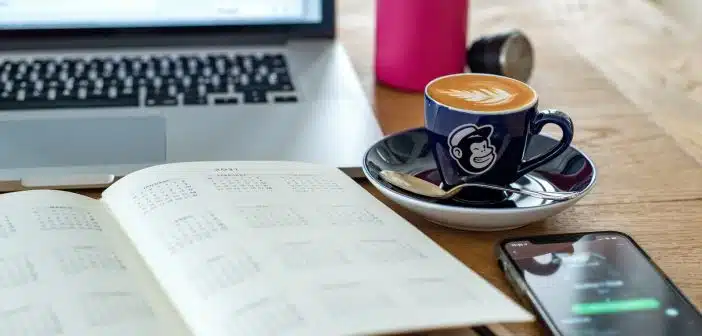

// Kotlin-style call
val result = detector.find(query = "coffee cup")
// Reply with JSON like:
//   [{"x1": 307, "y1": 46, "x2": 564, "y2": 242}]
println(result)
[{"x1": 425, "y1": 73, "x2": 573, "y2": 197}]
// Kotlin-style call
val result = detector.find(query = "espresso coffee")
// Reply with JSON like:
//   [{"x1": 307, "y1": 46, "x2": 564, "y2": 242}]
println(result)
[
  {"x1": 426, "y1": 73, "x2": 536, "y2": 112},
  {"x1": 424, "y1": 72, "x2": 574, "y2": 194}
]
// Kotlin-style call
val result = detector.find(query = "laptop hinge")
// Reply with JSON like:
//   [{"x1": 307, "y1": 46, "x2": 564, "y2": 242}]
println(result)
[{"x1": 0, "y1": 33, "x2": 288, "y2": 52}]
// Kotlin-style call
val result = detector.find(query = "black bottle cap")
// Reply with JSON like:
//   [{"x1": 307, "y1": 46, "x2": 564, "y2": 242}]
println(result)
[{"x1": 467, "y1": 29, "x2": 534, "y2": 82}]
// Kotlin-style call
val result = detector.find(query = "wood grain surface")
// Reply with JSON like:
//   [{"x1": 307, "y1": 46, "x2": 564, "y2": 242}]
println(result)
[{"x1": 69, "y1": 0, "x2": 702, "y2": 335}]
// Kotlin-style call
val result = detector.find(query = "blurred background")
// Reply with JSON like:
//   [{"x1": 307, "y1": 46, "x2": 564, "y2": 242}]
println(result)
[{"x1": 653, "y1": 0, "x2": 702, "y2": 31}]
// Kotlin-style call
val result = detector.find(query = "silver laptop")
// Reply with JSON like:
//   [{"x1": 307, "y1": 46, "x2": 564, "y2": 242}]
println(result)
[{"x1": 0, "y1": 0, "x2": 383, "y2": 191}]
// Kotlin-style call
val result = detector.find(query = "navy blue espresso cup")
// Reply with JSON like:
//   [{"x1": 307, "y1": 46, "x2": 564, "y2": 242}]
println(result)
[{"x1": 425, "y1": 73, "x2": 573, "y2": 196}]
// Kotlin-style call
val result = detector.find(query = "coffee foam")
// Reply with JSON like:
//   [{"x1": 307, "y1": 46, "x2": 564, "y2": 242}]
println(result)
[
  {"x1": 427, "y1": 75, "x2": 536, "y2": 112},
  {"x1": 436, "y1": 87, "x2": 515, "y2": 106}
]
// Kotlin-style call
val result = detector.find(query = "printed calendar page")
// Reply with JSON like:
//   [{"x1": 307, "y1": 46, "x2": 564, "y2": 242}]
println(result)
[{"x1": 100, "y1": 161, "x2": 533, "y2": 336}]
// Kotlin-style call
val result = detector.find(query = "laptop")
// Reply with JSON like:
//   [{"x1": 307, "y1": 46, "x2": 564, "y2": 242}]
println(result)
[{"x1": 0, "y1": 0, "x2": 384, "y2": 191}]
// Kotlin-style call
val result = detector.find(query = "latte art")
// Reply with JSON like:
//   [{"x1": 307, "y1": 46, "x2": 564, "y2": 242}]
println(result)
[
  {"x1": 435, "y1": 88, "x2": 515, "y2": 106},
  {"x1": 427, "y1": 73, "x2": 536, "y2": 112}
]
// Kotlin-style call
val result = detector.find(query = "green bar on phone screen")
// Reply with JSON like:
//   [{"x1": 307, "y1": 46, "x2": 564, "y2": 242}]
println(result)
[{"x1": 572, "y1": 298, "x2": 660, "y2": 315}]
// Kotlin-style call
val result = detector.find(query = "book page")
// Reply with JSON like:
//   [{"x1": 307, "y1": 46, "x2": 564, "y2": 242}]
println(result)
[
  {"x1": 0, "y1": 190, "x2": 162, "y2": 336},
  {"x1": 101, "y1": 161, "x2": 532, "y2": 336}
]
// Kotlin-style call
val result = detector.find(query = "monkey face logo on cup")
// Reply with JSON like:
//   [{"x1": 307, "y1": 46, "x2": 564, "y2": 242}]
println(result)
[
  {"x1": 447, "y1": 124, "x2": 497, "y2": 175},
  {"x1": 424, "y1": 73, "x2": 574, "y2": 200}
]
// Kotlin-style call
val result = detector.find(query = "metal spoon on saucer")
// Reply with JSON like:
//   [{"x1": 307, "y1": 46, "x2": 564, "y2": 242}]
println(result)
[{"x1": 379, "y1": 170, "x2": 579, "y2": 202}]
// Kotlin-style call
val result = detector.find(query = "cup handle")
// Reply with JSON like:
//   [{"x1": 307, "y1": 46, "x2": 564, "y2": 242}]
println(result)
[{"x1": 516, "y1": 109, "x2": 574, "y2": 177}]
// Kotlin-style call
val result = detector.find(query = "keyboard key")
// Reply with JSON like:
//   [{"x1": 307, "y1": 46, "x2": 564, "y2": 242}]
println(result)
[
  {"x1": 242, "y1": 90, "x2": 268, "y2": 104},
  {"x1": 274, "y1": 96, "x2": 298, "y2": 103},
  {"x1": 183, "y1": 94, "x2": 208, "y2": 105},
  {"x1": 214, "y1": 97, "x2": 239, "y2": 105},
  {"x1": 145, "y1": 94, "x2": 178, "y2": 107}
]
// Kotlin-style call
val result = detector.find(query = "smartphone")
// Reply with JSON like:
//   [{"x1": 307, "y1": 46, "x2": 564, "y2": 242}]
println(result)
[{"x1": 496, "y1": 231, "x2": 702, "y2": 336}]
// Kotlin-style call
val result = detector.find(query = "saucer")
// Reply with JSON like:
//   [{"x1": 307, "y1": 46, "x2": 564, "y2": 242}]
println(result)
[{"x1": 362, "y1": 127, "x2": 597, "y2": 231}]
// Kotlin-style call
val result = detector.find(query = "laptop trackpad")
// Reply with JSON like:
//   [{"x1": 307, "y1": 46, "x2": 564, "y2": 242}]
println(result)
[{"x1": 0, "y1": 116, "x2": 166, "y2": 169}]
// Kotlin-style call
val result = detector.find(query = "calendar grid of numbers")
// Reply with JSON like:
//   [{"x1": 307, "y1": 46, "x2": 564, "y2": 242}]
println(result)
[
  {"x1": 34, "y1": 206, "x2": 102, "y2": 231},
  {"x1": 321, "y1": 205, "x2": 383, "y2": 226},
  {"x1": 162, "y1": 212, "x2": 229, "y2": 254},
  {"x1": 208, "y1": 171, "x2": 274, "y2": 193},
  {"x1": 0, "y1": 306, "x2": 63, "y2": 335},
  {"x1": 229, "y1": 298, "x2": 305, "y2": 336},
  {"x1": 192, "y1": 254, "x2": 261, "y2": 299},
  {"x1": 280, "y1": 174, "x2": 344, "y2": 193},
  {"x1": 275, "y1": 241, "x2": 351, "y2": 270},
  {"x1": 131, "y1": 179, "x2": 198, "y2": 215},
  {"x1": 56, "y1": 246, "x2": 126, "y2": 275},
  {"x1": 234, "y1": 205, "x2": 308, "y2": 228},
  {"x1": 0, "y1": 215, "x2": 16, "y2": 238},
  {"x1": 0, "y1": 255, "x2": 38, "y2": 289},
  {"x1": 81, "y1": 292, "x2": 154, "y2": 327}
]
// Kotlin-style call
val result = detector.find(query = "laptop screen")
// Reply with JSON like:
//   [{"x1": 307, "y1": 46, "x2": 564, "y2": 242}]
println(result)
[{"x1": 0, "y1": 0, "x2": 323, "y2": 30}]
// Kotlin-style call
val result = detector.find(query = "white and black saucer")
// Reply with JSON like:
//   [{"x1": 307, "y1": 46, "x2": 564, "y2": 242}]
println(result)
[{"x1": 362, "y1": 127, "x2": 597, "y2": 231}]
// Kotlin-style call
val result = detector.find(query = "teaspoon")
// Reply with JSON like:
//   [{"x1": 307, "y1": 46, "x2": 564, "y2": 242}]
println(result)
[{"x1": 379, "y1": 170, "x2": 579, "y2": 202}]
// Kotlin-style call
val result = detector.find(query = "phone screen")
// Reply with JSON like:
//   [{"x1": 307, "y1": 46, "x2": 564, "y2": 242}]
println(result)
[{"x1": 504, "y1": 232, "x2": 702, "y2": 336}]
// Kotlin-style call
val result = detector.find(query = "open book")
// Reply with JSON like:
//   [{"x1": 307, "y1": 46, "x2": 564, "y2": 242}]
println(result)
[{"x1": 0, "y1": 161, "x2": 532, "y2": 335}]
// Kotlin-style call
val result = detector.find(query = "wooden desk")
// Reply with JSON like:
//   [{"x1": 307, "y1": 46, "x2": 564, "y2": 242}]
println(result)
[
  {"x1": 336, "y1": 0, "x2": 702, "y2": 334},
  {"x1": 71, "y1": 0, "x2": 701, "y2": 335}
]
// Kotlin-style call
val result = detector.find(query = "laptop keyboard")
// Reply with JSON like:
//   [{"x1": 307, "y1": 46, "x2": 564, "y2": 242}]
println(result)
[{"x1": 0, "y1": 53, "x2": 298, "y2": 111}]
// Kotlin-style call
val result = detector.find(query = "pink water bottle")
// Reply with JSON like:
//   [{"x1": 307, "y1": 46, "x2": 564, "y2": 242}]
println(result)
[{"x1": 375, "y1": 0, "x2": 469, "y2": 92}]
